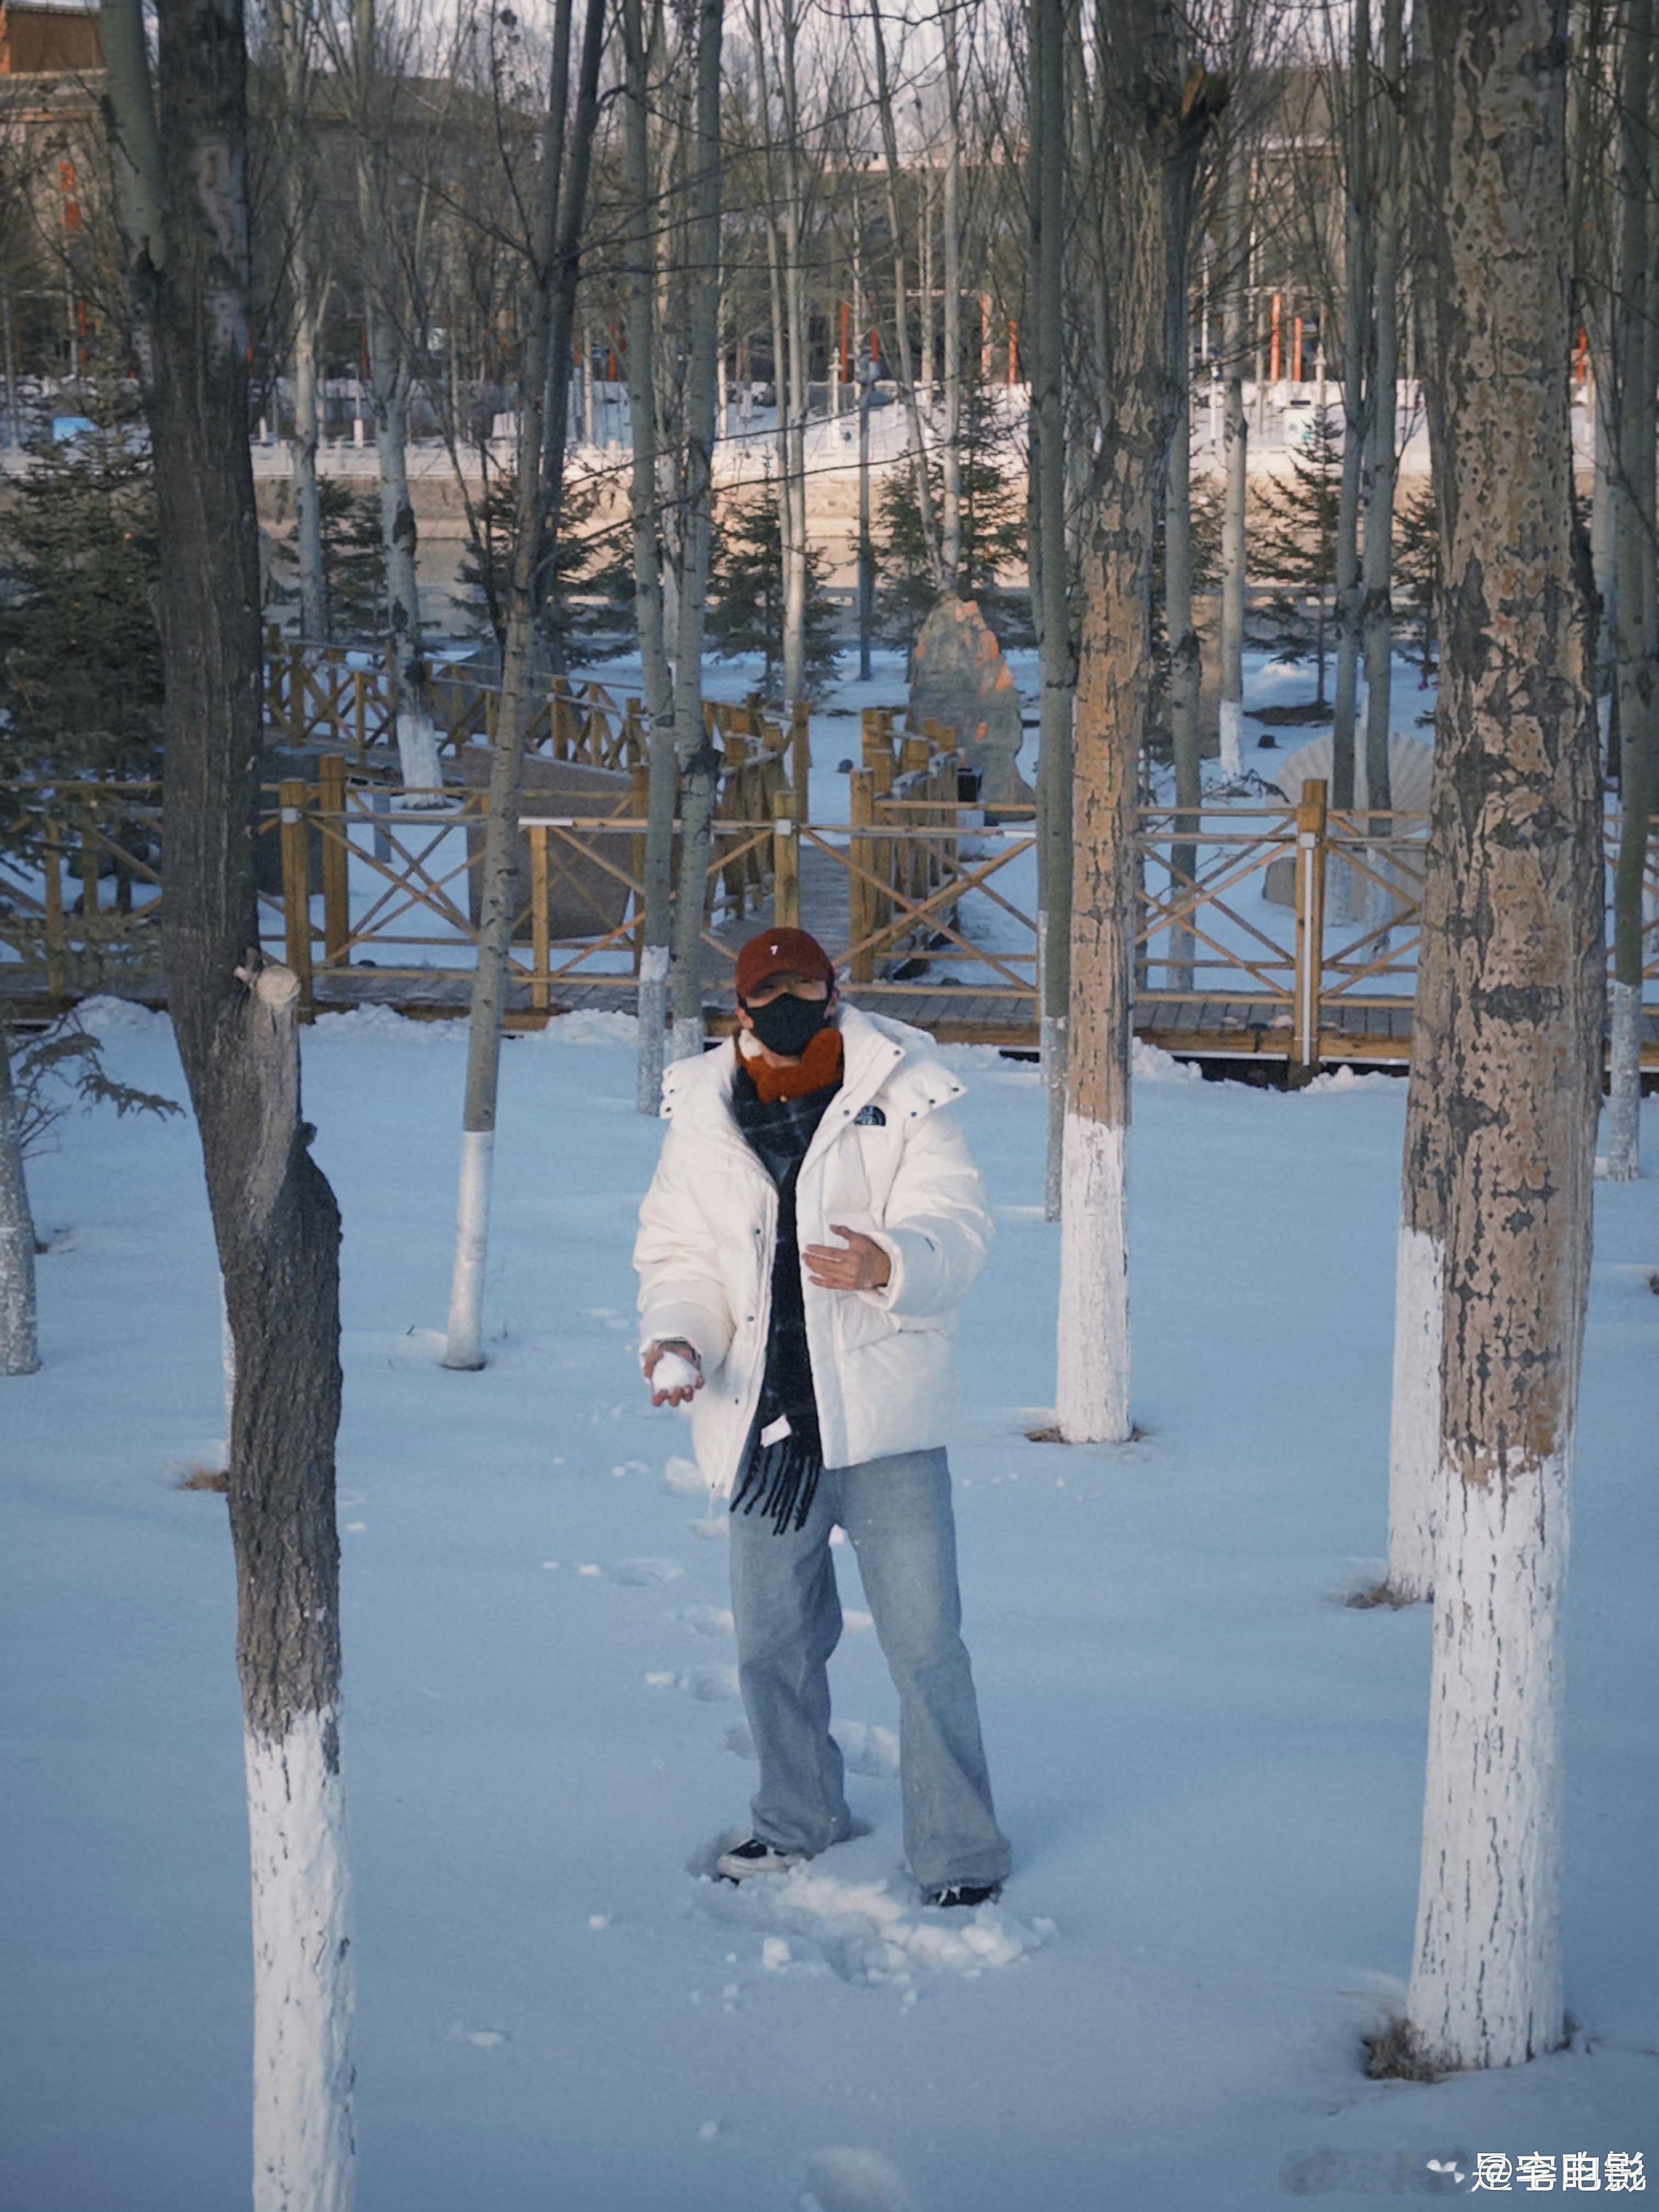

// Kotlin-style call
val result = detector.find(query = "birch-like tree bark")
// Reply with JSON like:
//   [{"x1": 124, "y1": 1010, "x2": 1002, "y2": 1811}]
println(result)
[
  {"x1": 667, "y1": 0, "x2": 725, "y2": 1061},
  {"x1": 274, "y1": 0, "x2": 326, "y2": 641},
  {"x1": 1606, "y1": 0, "x2": 1656, "y2": 1181},
  {"x1": 1359, "y1": 0, "x2": 1403, "y2": 831},
  {"x1": 444, "y1": 0, "x2": 608, "y2": 1367},
  {"x1": 869, "y1": 1, "x2": 943, "y2": 596},
  {"x1": 101, "y1": 0, "x2": 353, "y2": 2196},
  {"x1": 1403, "y1": 0, "x2": 1603, "y2": 2073},
  {"x1": 751, "y1": 0, "x2": 811, "y2": 710},
  {"x1": 1166, "y1": 276, "x2": 1201, "y2": 996},
  {"x1": 625, "y1": 0, "x2": 677, "y2": 1112},
  {"x1": 1056, "y1": 3, "x2": 1222, "y2": 1441},
  {"x1": 350, "y1": 0, "x2": 442, "y2": 794},
  {"x1": 1386, "y1": 43, "x2": 1455, "y2": 1588},
  {"x1": 0, "y1": 1014, "x2": 39, "y2": 1376},
  {"x1": 1329, "y1": 0, "x2": 1372, "y2": 819},
  {"x1": 1217, "y1": 123, "x2": 1248, "y2": 777},
  {"x1": 1385, "y1": 815, "x2": 1451, "y2": 1601},
  {"x1": 1031, "y1": 0, "x2": 1074, "y2": 1221},
  {"x1": 778, "y1": 0, "x2": 811, "y2": 708},
  {"x1": 939, "y1": 9, "x2": 963, "y2": 592}
]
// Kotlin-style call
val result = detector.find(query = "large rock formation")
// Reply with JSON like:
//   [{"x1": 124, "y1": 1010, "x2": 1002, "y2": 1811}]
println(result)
[{"x1": 907, "y1": 597, "x2": 1031, "y2": 806}]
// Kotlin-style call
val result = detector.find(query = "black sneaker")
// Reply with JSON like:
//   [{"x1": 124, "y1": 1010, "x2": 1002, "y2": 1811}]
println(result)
[
  {"x1": 715, "y1": 1836, "x2": 806, "y2": 1882},
  {"x1": 923, "y1": 1880, "x2": 1003, "y2": 1909}
]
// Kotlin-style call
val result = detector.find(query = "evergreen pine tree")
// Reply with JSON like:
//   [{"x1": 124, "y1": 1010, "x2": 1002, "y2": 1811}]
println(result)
[
  {"x1": 1394, "y1": 480, "x2": 1440, "y2": 682},
  {"x1": 0, "y1": 384, "x2": 163, "y2": 786},
  {"x1": 1249, "y1": 403, "x2": 1344, "y2": 704},
  {"x1": 706, "y1": 476, "x2": 839, "y2": 699},
  {"x1": 456, "y1": 464, "x2": 623, "y2": 671},
  {"x1": 874, "y1": 376, "x2": 1028, "y2": 647},
  {"x1": 268, "y1": 477, "x2": 386, "y2": 643}
]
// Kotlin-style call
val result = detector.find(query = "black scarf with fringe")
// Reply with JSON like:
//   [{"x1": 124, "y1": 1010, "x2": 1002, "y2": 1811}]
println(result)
[{"x1": 728, "y1": 1057, "x2": 843, "y2": 1533}]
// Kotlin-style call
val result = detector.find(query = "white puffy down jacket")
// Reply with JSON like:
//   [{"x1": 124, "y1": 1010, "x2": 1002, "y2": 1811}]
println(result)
[{"x1": 633, "y1": 1006, "x2": 994, "y2": 1495}]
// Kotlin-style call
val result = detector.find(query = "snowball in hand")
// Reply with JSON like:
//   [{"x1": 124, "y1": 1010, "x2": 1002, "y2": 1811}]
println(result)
[{"x1": 650, "y1": 1350, "x2": 701, "y2": 1398}]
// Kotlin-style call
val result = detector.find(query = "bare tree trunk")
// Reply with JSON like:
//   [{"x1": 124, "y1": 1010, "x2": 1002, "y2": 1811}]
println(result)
[
  {"x1": 1056, "y1": 3, "x2": 1220, "y2": 1442},
  {"x1": 1218, "y1": 128, "x2": 1248, "y2": 777},
  {"x1": 776, "y1": 0, "x2": 810, "y2": 709},
  {"x1": 939, "y1": 10, "x2": 963, "y2": 592},
  {"x1": 668, "y1": 0, "x2": 725, "y2": 1061},
  {"x1": 1167, "y1": 278, "x2": 1200, "y2": 996},
  {"x1": 351, "y1": 0, "x2": 441, "y2": 794},
  {"x1": 869, "y1": 0, "x2": 943, "y2": 595},
  {"x1": 1607, "y1": 0, "x2": 1656, "y2": 1181},
  {"x1": 0, "y1": 1015, "x2": 40, "y2": 1376},
  {"x1": 1031, "y1": 0, "x2": 1073, "y2": 1223},
  {"x1": 1360, "y1": 0, "x2": 1403, "y2": 831},
  {"x1": 101, "y1": 0, "x2": 353, "y2": 2194},
  {"x1": 1386, "y1": 820, "x2": 1451, "y2": 1602},
  {"x1": 1385, "y1": 124, "x2": 1455, "y2": 1586},
  {"x1": 763, "y1": 185, "x2": 792, "y2": 696},
  {"x1": 370, "y1": 316, "x2": 441, "y2": 791},
  {"x1": 445, "y1": 0, "x2": 607, "y2": 1367},
  {"x1": 275, "y1": 0, "x2": 326, "y2": 643},
  {"x1": 625, "y1": 0, "x2": 676, "y2": 1113},
  {"x1": 1331, "y1": 0, "x2": 1373, "y2": 818},
  {"x1": 1403, "y1": 0, "x2": 1603, "y2": 2074}
]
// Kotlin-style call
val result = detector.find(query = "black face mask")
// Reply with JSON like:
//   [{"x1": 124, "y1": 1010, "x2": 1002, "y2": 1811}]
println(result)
[{"x1": 743, "y1": 990, "x2": 830, "y2": 1058}]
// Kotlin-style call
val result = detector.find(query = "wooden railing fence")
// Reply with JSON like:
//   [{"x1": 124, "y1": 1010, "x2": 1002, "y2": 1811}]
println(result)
[{"x1": 4, "y1": 754, "x2": 1656, "y2": 1071}]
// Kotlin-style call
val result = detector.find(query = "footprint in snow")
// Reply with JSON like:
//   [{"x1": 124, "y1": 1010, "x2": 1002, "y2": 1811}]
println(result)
[
  {"x1": 701, "y1": 1863, "x2": 1048, "y2": 1989},
  {"x1": 684, "y1": 1665, "x2": 740, "y2": 1702},
  {"x1": 605, "y1": 1557, "x2": 684, "y2": 1587},
  {"x1": 798, "y1": 2147, "x2": 912, "y2": 2212},
  {"x1": 680, "y1": 1603, "x2": 735, "y2": 1638},
  {"x1": 834, "y1": 1722, "x2": 898, "y2": 1780}
]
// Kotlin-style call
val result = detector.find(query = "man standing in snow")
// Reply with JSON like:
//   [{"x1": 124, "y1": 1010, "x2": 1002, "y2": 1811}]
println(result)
[{"x1": 634, "y1": 927, "x2": 1010, "y2": 1908}]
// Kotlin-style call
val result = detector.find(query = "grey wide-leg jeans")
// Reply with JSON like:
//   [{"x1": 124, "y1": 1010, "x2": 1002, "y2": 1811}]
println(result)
[{"x1": 727, "y1": 1445, "x2": 1011, "y2": 1892}]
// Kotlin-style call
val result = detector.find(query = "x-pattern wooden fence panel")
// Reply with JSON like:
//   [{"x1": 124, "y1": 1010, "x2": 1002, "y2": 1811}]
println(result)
[
  {"x1": 261, "y1": 640, "x2": 795, "y2": 787},
  {"x1": 1317, "y1": 809, "x2": 1428, "y2": 1004},
  {"x1": 5, "y1": 763, "x2": 1656, "y2": 1071},
  {"x1": 1135, "y1": 804, "x2": 1302, "y2": 1006},
  {"x1": 0, "y1": 783, "x2": 167, "y2": 997}
]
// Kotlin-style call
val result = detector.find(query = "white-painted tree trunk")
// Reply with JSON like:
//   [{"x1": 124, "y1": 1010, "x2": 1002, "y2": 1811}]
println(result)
[
  {"x1": 1217, "y1": 697, "x2": 1244, "y2": 779},
  {"x1": 1604, "y1": 978, "x2": 1643, "y2": 1179},
  {"x1": 1408, "y1": 1458, "x2": 1568, "y2": 2070},
  {"x1": 635, "y1": 943, "x2": 670, "y2": 1114},
  {"x1": 0, "y1": 1023, "x2": 40, "y2": 1376},
  {"x1": 1054, "y1": 1112, "x2": 1130, "y2": 1443},
  {"x1": 1402, "y1": 0, "x2": 1598, "y2": 2081},
  {"x1": 245, "y1": 1707, "x2": 355, "y2": 2212},
  {"x1": 1385, "y1": 1223, "x2": 1440, "y2": 1600},
  {"x1": 394, "y1": 710, "x2": 442, "y2": 795},
  {"x1": 444, "y1": 1127, "x2": 493, "y2": 1371}
]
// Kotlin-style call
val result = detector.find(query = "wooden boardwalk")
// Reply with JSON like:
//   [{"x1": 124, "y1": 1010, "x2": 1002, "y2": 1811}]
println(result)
[{"x1": 12, "y1": 961, "x2": 1652, "y2": 1079}]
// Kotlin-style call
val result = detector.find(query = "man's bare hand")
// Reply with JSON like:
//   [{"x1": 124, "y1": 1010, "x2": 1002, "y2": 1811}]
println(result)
[
  {"x1": 644, "y1": 1338, "x2": 704, "y2": 1406},
  {"x1": 803, "y1": 1224, "x2": 892, "y2": 1293}
]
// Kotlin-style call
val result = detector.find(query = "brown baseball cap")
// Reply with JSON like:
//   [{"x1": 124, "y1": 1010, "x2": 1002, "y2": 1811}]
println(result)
[{"x1": 733, "y1": 926, "x2": 836, "y2": 1000}]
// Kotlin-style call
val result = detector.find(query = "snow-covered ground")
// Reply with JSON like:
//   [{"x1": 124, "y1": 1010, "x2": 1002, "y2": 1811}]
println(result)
[{"x1": 2, "y1": 1002, "x2": 1654, "y2": 2210}]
